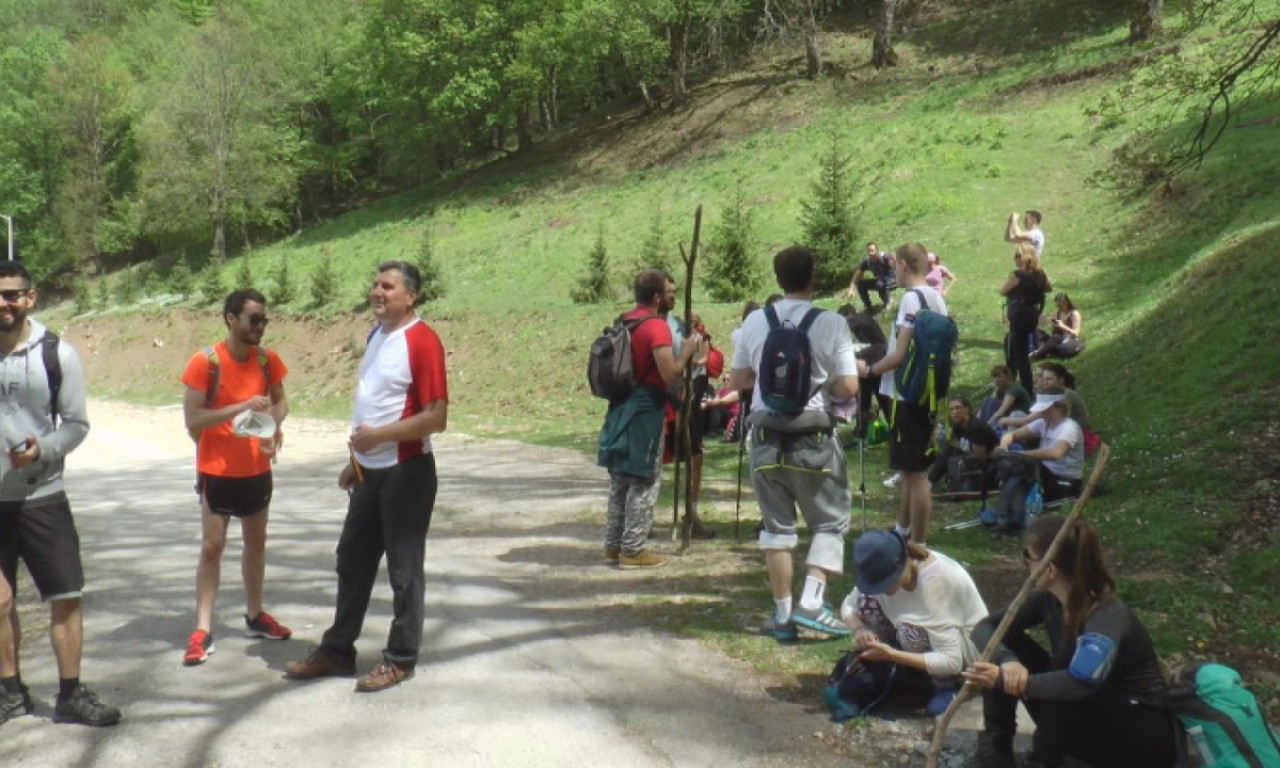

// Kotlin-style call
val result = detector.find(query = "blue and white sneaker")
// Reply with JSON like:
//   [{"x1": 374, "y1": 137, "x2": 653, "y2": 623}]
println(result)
[
  {"x1": 760, "y1": 614, "x2": 799, "y2": 642},
  {"x1": 792, "y1": 605, "x2": 852, "y2": 637}
]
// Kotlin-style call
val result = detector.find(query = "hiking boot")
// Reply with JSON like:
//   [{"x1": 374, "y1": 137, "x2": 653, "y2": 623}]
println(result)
[
  {"x1": 793, "y1": 604, "x2": 852, "y2": 637},
  {"x1": 618, "y1": 550, "x2": 668, "y2": 570},
  {"x1": 969, "y1": 732, "x2": 1016, "y2": 768},
  {"x1": 1, "y1": 685, "x2": 33, "y2": 724},
  {"x1": 285, "y1": 647, "x2": 356, "y2": 680},
  {"x1": 245, "y1": 611, "x2": 292, "y2": 640},
  {"x1": 604, "y1": 546, "x2": 620, "y2": 564},
  {"x1": 760, "y1": 614, "x2": 799, "y2": 642},
  {"x1": 54, "y1": 685, "x2": 121, "y2": 727},
  {"x1": 355, "y1": 660, "x2": 414, "y2": 693},
  {"x1": 183, "y1": 629, "x2": 215, "y2": 666}
]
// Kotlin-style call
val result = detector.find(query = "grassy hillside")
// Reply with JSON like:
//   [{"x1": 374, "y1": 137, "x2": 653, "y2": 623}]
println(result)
[{"x1": 48, "y1": 0, "x2": 1280, "y2": 700}]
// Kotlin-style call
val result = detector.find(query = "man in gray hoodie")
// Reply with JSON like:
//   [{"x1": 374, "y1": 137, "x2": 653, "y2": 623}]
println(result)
[{"x1": 0, "y1": 260, "x2": 119, "y2": 727}]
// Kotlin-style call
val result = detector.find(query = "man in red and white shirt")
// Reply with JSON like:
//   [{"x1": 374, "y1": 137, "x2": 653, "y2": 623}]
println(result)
[{"x1": 286, "y1": 261, "x2": 447, "y2": 693}]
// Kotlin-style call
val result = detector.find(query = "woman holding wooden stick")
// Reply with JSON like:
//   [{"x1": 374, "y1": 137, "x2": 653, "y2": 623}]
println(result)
[{"x1": 961, "y1": 516, "x2": 1176, "y2": 768}]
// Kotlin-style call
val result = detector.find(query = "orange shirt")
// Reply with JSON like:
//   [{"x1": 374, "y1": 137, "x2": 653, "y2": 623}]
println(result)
[{"x1": 179, "y1": 342, "x2": 287, "y2": 477}]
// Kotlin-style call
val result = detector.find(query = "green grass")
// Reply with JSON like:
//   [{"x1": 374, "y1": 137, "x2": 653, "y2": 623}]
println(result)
[{"x1": 56, "y1": 0, "x2": 1280, "y2": 698}]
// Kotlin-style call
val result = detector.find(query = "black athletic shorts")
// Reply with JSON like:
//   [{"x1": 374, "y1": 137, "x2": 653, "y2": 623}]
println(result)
[
  {"x1": 198, "y1": 472, "x2": 273, "y2": 517},
  {"x1": 888, "y1": 401, "x2": 936, "y2": 473},
  {"x1": 0, "y1": 493, "x2": 85, "y2": 601}
]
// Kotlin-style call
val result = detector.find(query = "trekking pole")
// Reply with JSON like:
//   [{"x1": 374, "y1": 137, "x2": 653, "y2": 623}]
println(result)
[
  {"x1": 734, "y1": 400, "x2": 747, "y2": 541},
  {"x1": 675, "y1": 206, "x2": 702, "y2": 553},
  {"x1": 925, "y1": 443, "x2": 1111, "y2": 768}
]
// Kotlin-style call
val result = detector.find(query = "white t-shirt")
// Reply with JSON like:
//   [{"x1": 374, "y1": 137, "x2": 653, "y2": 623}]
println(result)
[
  {"x1": 839, "y1": 551, "x2": 989, "y2": 678},
  {"x1": 1028, "y1": 416, "x2": 1082, "y2": 479},
  {"x1": 729, "y1": 299, "x2": 857, "y2": 414},
  {"x1": 879, "y1": 286, "x2": 948, "y2": 401},
  {"x1": 1028, "y1": 227, "x2": 1045, "y2": 257},
  {"x1": 351, "y1": 318, "x2": 448, "y2": 469}
]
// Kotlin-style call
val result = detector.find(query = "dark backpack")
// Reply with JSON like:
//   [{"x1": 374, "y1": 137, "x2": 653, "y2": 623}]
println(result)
[
  {"x1": 823, "y1": 652, "x2": 899, "y2": 722},
  {"x1": 41, "y1": 331, "x2": 62, "y2": 425},
  {"x1": 983, "y1": 453, "x2": 1042, "y2": 531},
  {"x1": 757, "y1": 305, "x2": 823, "y2": 414},
  {"x1": 1169, "y1": 662, "x2": 1280, "y2": 768},
  {"x1": 588, "y1": 313, "x2": 656, "y2": 402},
  {"x1": 894, "y1": 289, "x2": 958, "y2": 413}
]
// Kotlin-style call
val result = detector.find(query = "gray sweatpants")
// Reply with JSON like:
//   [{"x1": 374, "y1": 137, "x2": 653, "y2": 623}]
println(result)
[
  {"x1": 750, "y1": 427, "x2": 851, "y2": 574},
  {"x1": 605, "y1": 448, "x2": 664, "y2": 556}
]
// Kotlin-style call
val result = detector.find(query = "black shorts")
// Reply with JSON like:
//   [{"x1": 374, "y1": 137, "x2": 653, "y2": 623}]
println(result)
[
  {"x1": 198, "y1": 472, "x2": 273, "y2": 517},
  {"x1": 0, "y1": 493, "x2": 85, "y2": 601},
  {"x1": 888, "y1": 401, "x2": 936, "y2": 473}
]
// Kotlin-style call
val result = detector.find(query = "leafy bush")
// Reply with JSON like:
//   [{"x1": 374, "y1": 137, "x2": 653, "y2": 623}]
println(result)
[
  {"x1": 310, "y1": 252, "x2": 338, "y2": 309},
  {"x1": 570, "y1": 226, "x2": 611, "y2": 304},
  {"x1": 798, "y1": 125, "x2": 861, "y2": 294},
  {"x1": 705, "y1": 186, "x2": 762, "y2": 302}
]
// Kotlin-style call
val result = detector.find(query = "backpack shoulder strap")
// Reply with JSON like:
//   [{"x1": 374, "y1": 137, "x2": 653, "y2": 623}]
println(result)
[
  {"x1": 42, "y1": 331, "x2": 62, "y2": 424},
  {"x1": 910, "y1": 288, "x2": 930, "y2": 314},
  {"x1": 256, "y1": 346, "x2": 273, "y2": 395},
  {"x1": 366, "y1": 325, "x2": 379, "y2": 344},
  {"x1": 764, "y1": 305, "x2": 781, "y2": 330},
  {"x1": 203, "y1": 345, "x2": 220, "y2": 407},
  {"x1": 798, "y1": 307, "x2": 824, "y2": 334}
]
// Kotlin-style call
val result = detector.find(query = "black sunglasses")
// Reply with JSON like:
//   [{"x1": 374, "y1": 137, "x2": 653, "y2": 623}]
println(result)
[
  {"x1": 0, "y1": 289, "x2": 30, "y2": 303},
  {"x1": 239, "y1": 314, "x2": 270, "y2": 328}
]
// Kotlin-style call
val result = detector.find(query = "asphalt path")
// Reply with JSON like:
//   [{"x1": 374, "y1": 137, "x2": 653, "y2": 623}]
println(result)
[{"x1": 1, "y1": 401, "x2": 857, "y2": 768}]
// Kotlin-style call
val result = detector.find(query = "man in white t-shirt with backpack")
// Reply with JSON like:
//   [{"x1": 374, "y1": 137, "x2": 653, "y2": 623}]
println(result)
[
  {"x1": 865, "y1": 243, "x2": 949, "y2": 544},
  {"x1": 729, "y1": 246, "x2": 859, "y2": 641}
]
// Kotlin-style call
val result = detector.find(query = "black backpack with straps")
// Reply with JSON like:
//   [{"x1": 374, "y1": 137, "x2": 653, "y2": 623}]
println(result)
[{"x1": 757, "y1": 305, "x2": 823, "y2": 414}]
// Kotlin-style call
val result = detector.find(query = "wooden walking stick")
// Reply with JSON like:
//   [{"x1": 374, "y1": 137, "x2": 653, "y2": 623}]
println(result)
[
  {"x1": 674, "y1": 206, "x2": 703, "y2": 552},
  {"x1": 925, "y1": 443, "x2": 1111, "y2": 768}
]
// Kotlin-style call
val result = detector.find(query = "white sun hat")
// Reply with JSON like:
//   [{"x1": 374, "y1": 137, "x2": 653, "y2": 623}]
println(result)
[{"x1": 232, "y1": 410, "x2": 277, "y2": 439}]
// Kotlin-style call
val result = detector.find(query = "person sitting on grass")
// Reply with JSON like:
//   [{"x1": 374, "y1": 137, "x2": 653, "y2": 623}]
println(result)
[
  {"x1": 840, "y1": 530, "x2": 988, "y2": 717},
  {"x1": 929, "y1": 396, "x2": 999, "y2": 495},
  {"x1": 962, "y1": 517, "x2": 1176, "y2": 768},
  {"x1": 995, "y1": 389, "x2": 1083, "y2": 504},
  {"x1": 998, "y1": 362, "x2": 1091, "y2": 434},
  {"x1": 980, "y1": 365, "x2": 1032, "y2": 428},
  {"x1": 1031, "y1": 293, "x2": 1083, "y2": 361}
]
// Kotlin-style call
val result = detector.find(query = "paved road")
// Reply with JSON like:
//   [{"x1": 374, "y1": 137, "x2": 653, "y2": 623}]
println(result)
[{"x1": 2, "y1": 401, "x2": 856, "y2": 768}]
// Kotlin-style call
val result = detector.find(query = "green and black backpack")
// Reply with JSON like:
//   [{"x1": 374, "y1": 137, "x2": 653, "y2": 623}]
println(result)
[{"x1": 1168, "y1": 662, "x2": 1280, "y2": 768}]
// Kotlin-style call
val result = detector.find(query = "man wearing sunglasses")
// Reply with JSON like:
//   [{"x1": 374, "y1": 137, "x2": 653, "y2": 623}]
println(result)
[
  {"x1": 179, "y1": 289, "x2": 290, "y2": 667},
  {"x1": 0, "y1": 260, "x2": 119, "y2": 726}
]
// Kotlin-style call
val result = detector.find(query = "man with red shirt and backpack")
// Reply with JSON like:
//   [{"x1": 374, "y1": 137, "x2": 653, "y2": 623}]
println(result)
[
  {"x1": 286, "y1": 261, "x2": 448, "y2": 692},
  {"x1": 180, "y1": 289, "x2": 290, "y2": 666},
  {"x1": 597, "y1": 269, "x2": 700, "y2": 569}
]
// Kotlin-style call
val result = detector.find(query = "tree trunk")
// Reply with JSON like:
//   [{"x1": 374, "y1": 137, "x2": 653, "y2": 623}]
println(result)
[
  {"x1": 516, "y1": 103, "x2": 534, "y2": 153},
  {"x1": 804, "y1": 25, "x2": 822, "y2": 78},
  {"x1": 872, "y1": 0, "x2": 900, "y2": 69},
  {"x1": 1129, "y1": 0, "x2": 1163, "y2": 43},
  {"x1": 669, "y1": 21, "x2": 689, "y2": 105}
]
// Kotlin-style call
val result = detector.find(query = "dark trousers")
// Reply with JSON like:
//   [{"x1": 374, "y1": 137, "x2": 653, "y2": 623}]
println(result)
[
  {"x1": 982, "y1": 630, "x2": 1176, "y2": 768},
  {"x1": 321, "y1": 453, "x2": 437, "y2": 667},
  {"x1": 928, "y1": 447, "x2": 998, "y2": 493},
  {"x1": 856, "y1": 376, "x2": 893, "y2": 439},
  {"x1": 1005, "y1": 308, "x2": 1040, "y2": 393},
  {"x1": 1039, "y1": 465, "x2": 1082, "y2": 504},
  {"x1": 1031, "y1": 333, "x2": 1083, "y2": 361},
  {"x1": 856, "y1": 279, "x2": 889, "y2": 311}
]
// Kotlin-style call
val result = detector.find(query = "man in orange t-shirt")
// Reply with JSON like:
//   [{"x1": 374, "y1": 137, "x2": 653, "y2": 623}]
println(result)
[{"x1": 177, "y1": 289, "x2": 289, "y2": 666}]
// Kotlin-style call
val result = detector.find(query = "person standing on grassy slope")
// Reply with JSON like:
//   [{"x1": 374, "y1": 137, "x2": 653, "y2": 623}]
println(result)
[
  {"x1": 597, "y1": 269, "x2": 700, "y2": 569},
  {"x1": 285, "y1": 261, "x2": 448, "y2": 693},
  {"x1": 662, "y1": 311, "x2": 714, "y2": 539},
  {"x1": 729, "y1": 246, "x2": 860, "y2": 640},
  {"x1": 0, "y1": 260, "x2": 119, "y2": 727},
  {"x1": 179, "y1": 289, "x2": 291, "y2": 667},
  {"x1": 866, "y1": 243, "x2": 948, "y2": 544},
  {"x1": 1004, "y1": 210, "x2": 1045, "y2": 259},
  {"x1": 1000, "y1": 245, "x2": 1051, "y2": 393}
]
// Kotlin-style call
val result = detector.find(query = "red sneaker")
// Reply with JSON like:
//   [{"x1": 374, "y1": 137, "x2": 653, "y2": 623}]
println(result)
[
  {"x1": 245, "y1": 611, "x2": 292, "y2": 641},
  {"x1": 183, "y1": 630, "x2": 215, "y2": 666}
]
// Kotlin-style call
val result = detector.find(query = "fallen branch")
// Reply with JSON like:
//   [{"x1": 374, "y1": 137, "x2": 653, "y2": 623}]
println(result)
[{"x1": 925, "y1": 443, "x2": 1111, "y2": 768}]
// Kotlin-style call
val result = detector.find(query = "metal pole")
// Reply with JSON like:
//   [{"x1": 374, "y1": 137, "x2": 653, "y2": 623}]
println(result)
[{"x1": 1, "y1": 215, "x2": 12, "y2": 261}]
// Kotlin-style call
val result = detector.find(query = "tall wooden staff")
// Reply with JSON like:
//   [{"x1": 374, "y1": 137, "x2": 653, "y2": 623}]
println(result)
[
  {"x1": 925, "y1": 443, "x2": 1110, "y2": 768},
  {"x1": 672, "y1": 206, "x2": 703, "y2": 552}
]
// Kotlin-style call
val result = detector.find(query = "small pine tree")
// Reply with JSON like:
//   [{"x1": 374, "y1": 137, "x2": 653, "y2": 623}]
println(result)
[
  {"x1": 570, "y1": 226, "x2": 611, "y2": 304},
  {"x1": 234, "y1": 253, "x2": 253, "y2": 290},
  {"x1": 137, "y1": 262, "x2": 161, "y2": 297},
  {"x1": 94, "y1": 277, "x2": 109, "y2": 310},
  {"x1": 199, "y1": 262, "x2": 225, "y2": 306},
  {"x1": 72, "y1": 277, "x2": 92, "y2": 315},
  {"x1": 171, "y1": 258, "x2": 195, "y2": 300},
  {"x1": 415, "y1": 226, "x2": 444, "y2": 302},
  {"x1": 270, "y1": 254, "x2": 295, "y2": 305},
  {"x1": 639, "y1": 212, "x2": 673, "y2": 276},
  {"x1": 799, "y1": 124, "x2": 861, "y2": 294},
  {"x1": 114, "y1": 265, "x2": 139, "y2": 305},
  {"x1": 706, "y1": 186, "x2": 763, "y2": 302},
  {"x1": 310, "y1": 252, "x2": 338, "y2": 309}
]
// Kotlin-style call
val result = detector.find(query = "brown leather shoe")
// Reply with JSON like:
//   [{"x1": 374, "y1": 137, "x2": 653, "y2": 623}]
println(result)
[
  {"x1": 285, "y1": 647, "x2": 356, "y2": 679},
  {"x1": 355, "y1": 660, "x2": 415, "y2": 692},
  {"x1": 618, "y1": 550, "x2": 668, "y2": 569}
]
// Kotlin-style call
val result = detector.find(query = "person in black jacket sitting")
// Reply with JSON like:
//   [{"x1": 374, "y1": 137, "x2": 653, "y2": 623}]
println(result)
[{"x1": 962, "y1": 517, "x2": 1176, "y2": 768}]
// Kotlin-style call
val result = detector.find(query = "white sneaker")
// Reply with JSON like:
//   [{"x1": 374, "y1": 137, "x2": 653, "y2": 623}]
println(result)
[{"x1": 883, "y1": 473, "x2": 901, "y2": 488}]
